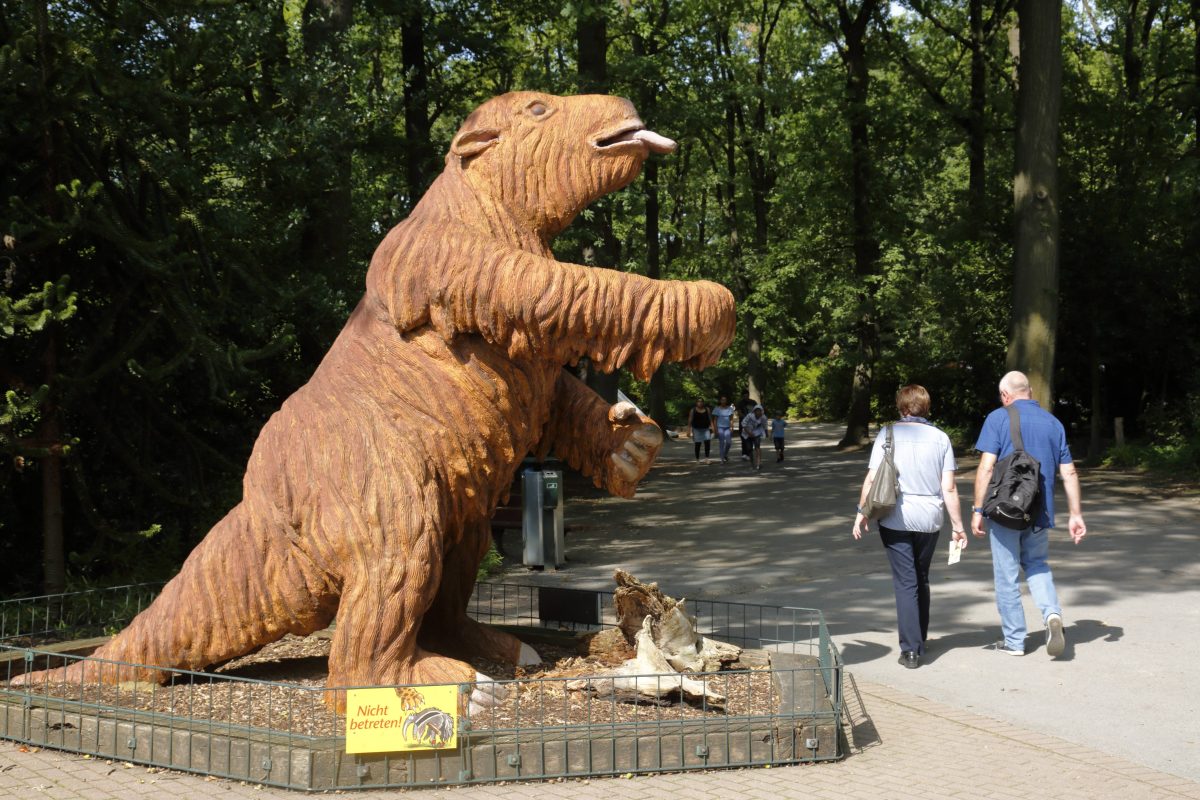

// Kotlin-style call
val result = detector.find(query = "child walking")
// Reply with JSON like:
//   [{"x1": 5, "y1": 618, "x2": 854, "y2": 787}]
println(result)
[{"x1": 771, "y1": 414, "x2": 787, "y2": 462}]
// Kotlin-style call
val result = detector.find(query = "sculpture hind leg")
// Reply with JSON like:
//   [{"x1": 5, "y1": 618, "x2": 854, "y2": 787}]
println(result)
[
  {"x1": 10, "y1": 502, "x2": 338, "y2": 689},
  {"x1": 323, "y1": 517, "x2": 499, "y2": 713},
  {"x1": 418, "y1": 520, "x2": 541, "y2": 668}
]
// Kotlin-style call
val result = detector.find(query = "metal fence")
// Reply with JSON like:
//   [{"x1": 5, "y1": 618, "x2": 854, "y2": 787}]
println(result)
[
  {"x1": 0, "y1": 582, "x2": 161, "y2": 642},
  {"x1": 1, "y1": 582, "x2": 842, "y2": 791}
]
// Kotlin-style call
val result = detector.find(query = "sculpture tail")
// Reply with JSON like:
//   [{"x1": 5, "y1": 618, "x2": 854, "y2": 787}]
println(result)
[{"x1": 9, "y1": 502, "x2": 337, "y2": 689}]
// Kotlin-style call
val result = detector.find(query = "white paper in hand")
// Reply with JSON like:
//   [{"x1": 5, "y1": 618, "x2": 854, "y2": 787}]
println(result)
[{"x1": 947, "y1": 539, "x2": 962, "y2": 565}]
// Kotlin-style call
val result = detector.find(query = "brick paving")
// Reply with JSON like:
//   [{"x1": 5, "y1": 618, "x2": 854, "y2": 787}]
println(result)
[{"x1": 3, "y1": 674, "x2": 1198, "y2": 799}]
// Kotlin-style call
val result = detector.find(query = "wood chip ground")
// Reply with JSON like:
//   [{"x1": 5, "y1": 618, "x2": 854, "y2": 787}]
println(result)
[{"x1": 9, "y1": 631, "x2": 780, "y2": 738}]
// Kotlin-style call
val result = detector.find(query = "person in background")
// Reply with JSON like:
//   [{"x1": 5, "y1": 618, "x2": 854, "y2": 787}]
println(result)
[
  {"x1": 687, "y1": 398, "x2": 716, "y2": 462},
  {"x1": 972, "y1": 371, "x2": 1087, "y2": 658},
  {"x1": 770, "y1": 413, "x2": 787, "y2": 462},
  {"x1": 712, "y1": 395, "x2": 736, "y2": 463},
  {"x1": 742, "y1": 404, "x2": 769, "y2": 471},
  {"x1": 852, "y1": 384, "x2": 967, "y2": 670},
  {"x1": 735, "y1": 390, "x2": 754, "y2": 461}
]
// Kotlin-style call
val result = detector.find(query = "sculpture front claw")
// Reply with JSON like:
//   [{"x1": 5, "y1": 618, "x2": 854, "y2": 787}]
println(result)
[
  {"x1": 608, "y1": 400, "x2": 640, "y2": 423},
  {"x1": 609, "y1": 422, "x2": 663, "y2": 492}
]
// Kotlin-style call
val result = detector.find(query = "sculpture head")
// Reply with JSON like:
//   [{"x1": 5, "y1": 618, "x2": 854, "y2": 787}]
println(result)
[{"x1": 446, "y1": 92, "x2": 676, "y2": 236}]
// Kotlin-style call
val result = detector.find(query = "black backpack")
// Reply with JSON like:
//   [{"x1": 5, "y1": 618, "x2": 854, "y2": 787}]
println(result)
[{"x1": 983, "y1": 406, "x2": 1042, "y2": 530}]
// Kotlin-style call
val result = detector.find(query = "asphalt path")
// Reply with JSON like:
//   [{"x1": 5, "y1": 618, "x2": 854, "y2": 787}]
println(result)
[{"x1": 497, "y1": 422, "x2": 1200, "y2": 782}]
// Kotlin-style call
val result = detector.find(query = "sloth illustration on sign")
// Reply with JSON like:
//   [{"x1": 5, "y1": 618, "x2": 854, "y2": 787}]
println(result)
[{"x1": 13, "y1": 93, "x2": 736, "y2": 712}]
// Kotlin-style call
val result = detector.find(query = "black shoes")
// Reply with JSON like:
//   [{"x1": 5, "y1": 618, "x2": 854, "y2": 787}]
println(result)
[{"x1": 898, "y1": 651, "x2": 920, "y2": 669}]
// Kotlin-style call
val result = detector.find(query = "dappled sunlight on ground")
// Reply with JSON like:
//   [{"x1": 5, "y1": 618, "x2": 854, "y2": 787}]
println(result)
[{"x1": 496, "y1": 421, "x2": 1200, "y2": 782}]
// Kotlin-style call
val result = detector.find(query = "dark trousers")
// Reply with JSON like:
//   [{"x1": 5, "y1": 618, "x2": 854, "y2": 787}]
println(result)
[{"x1": 879, "y1": 525, "x2": 940, "y2": 655}]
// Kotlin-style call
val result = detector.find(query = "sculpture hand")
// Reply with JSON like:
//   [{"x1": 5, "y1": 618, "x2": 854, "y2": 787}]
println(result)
[{"x1": 608, "y1": 408, "x2": 663, "y2": 490}]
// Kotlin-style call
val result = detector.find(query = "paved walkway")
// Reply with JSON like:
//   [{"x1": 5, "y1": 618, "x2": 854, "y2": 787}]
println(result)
[
  {"x1": 3, "y1": 676, "x2": 1198, "y2": 799},
  {"x1": 3, "y1": 422, "x2": 1198, "y2": 798}
]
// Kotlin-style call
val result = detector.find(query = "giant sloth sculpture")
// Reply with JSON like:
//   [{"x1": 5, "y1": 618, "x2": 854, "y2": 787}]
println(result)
[{"x1": 16, "y1": 93, "x2": 736, "y2": 710}]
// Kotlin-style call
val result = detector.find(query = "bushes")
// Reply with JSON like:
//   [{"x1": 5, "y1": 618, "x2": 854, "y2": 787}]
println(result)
[
  {"x1": 786, "y1": 359, "x2": 851, "y2": 420},
  {"x1": 1102, "y1": 442, "x2": 1200, "y2": 476},
  {"x1": 1101, "y1": 393, "x2": 1200, "y2": 477}
]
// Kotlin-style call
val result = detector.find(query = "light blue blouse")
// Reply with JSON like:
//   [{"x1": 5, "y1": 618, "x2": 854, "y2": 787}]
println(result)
[{"x1": 868, "y1": 422, "x2": 957, "y2": 533}]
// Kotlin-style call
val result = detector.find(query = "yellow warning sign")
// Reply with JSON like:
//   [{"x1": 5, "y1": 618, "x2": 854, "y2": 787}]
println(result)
[{"x1": 345, "y1": 686, "x2": 458, "y2": 754}]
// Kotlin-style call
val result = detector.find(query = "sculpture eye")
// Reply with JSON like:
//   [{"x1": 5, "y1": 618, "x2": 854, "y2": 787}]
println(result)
[{"x1": 527, "y1": 102, "x2": 548, "y2": 117}]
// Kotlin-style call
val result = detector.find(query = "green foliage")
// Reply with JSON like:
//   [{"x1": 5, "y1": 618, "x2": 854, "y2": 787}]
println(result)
[
  {"x1": 1102, "y1": 442, "x2": 1200, "y2": 477},
  {"x1": 1100, "y1": 391, "x2": 1200, "y2": 478},
  {"x1": 476, "y1": 542, "x2": 504, "y2": 582},
  {"x1": 785, "y1": 359, "x2": 851, "y2": 420},
  {"x1": 0, "y1": 275, "x2": 77, "y2": 336}
]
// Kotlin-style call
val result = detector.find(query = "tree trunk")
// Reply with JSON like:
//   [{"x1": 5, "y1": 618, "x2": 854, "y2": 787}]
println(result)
[
  {"x1": 40, "y1": 403, "x2": 66, "y2": 596},
  {"x1": 967, "y1": 0, "x2": 988, "y2": 225},
  {"x1": 401, "y1": 3, "x2": 435, "y2": 204},
  {"x1": 740, "y1": 1, "x2": 782, "y2": 406},
  {"x1": 838, "y1": 2, "x2": 882, "y2": 448},
  {"x1": 577, "y1": 8, "x2": 620, "y2": 404},
  {"x1": 643, "y1": 158, "x2": 670, "y2": 424},
  {"x1": 721, "y1": 103, "x2": 759, "y2": 403},
  {"x1": 1006, "y1": 0, "x2": 1062, "y2": 408},
  {"x1": 1193, "y1": 0, "x2": 1200, "y2": 284},
  {"x1": 633, "y1": 17, "x2": 672, "y2": 426},
  {"x1": 300, "y1": 0, "x2": 354, "y2": 276},
  {"x1": 1194, "y1": 0, "x2": 1200, "y2": 146},
  {"x1": 33, "y1": 0, "x2": 66, "y2": 595},
  {"x1": 1088, "y1": 329, "x2": 1102, "y2": 460}
]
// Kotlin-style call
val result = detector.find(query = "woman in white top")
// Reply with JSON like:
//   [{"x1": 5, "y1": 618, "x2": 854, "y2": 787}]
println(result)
[
  {"x1": 711, "y1": 396, "x2": 736, "y2": 462},
  {"x1": 852, "y1": 385, "x2": 968, "y2": 670}
]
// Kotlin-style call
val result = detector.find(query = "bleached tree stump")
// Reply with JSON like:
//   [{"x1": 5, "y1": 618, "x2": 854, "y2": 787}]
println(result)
[{"x1": 571, "y1": 571, "x2": 741, "y2": 706}]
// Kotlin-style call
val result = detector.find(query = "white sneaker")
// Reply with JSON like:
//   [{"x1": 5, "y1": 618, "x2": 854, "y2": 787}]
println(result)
[
  {"x1": 993, "y1": 640, "x2": 1024, "y2": 656},
  {"x1": 1045, "y1": 613, "x2": 1065, "y2": 657}
]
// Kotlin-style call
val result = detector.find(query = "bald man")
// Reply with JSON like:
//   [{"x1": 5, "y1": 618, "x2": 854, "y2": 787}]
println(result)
[{"x1": 971, "y1": 371, "x2": 1087, "y2": 658}]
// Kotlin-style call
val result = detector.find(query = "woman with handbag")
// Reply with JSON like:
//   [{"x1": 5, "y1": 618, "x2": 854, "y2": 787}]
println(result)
[{"x1": 852, "y1": 384, "x2": 968, "y2": 669}]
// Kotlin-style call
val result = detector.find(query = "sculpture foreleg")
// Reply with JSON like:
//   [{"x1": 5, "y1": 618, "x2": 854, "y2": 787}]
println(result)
[
  {"x1": 371, "y1": 232, "x2": 737, "y2": 379},
  {"x1": 533, "y1": 369, "x2": 663, "y2": 499}
]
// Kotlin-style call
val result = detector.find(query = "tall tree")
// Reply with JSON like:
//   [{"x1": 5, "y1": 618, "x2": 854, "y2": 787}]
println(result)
[
  {"x1": 574, "y1": 3, "x2": 621, "y2": 403},
  {"x1": 299, "y1": 0, "x2": 355, "y2": 277},
  {"x1": 28, "y1": 0, "x2": 71, "y2": 594},
  {"x1": 630, "y1": 1, "x2": 673, "y2": 425},
  {"x1": 401, "y1": 1, "x2": 436, "y2": 204},
  {"x1": 1195, "y1": 0, "x2": 1200, "y2": 147},
  {"x1": 896, "y1": 0, "x2": 1015, "y2": 226},
  {"x1": 734, "y1": 0, "x2": 787, "y2": 404},
  {"x1": 1006, "y1": 0, "x2": 1062, "y2": 407},
  {"x1": 803, "y1": 0, "x2": 884, "y2": 446}
]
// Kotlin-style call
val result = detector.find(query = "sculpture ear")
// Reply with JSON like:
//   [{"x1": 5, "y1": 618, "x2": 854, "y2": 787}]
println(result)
[{"x1": 451, "y1": 127, "x2": 500, "y2": 162}]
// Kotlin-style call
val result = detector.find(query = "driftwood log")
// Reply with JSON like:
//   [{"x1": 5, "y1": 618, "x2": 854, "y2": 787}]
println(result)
[
  {"x1": 573, "y1": 571, "x2": 741, "y2": 706},
  {"x1": 12, "y1": 93, "x2": 736, "y2": 712}
]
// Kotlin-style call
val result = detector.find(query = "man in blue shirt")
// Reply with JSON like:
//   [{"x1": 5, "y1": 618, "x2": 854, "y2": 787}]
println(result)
[{"x1": 971, "y1": 371, "x2": 1087, "y2": 658}]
